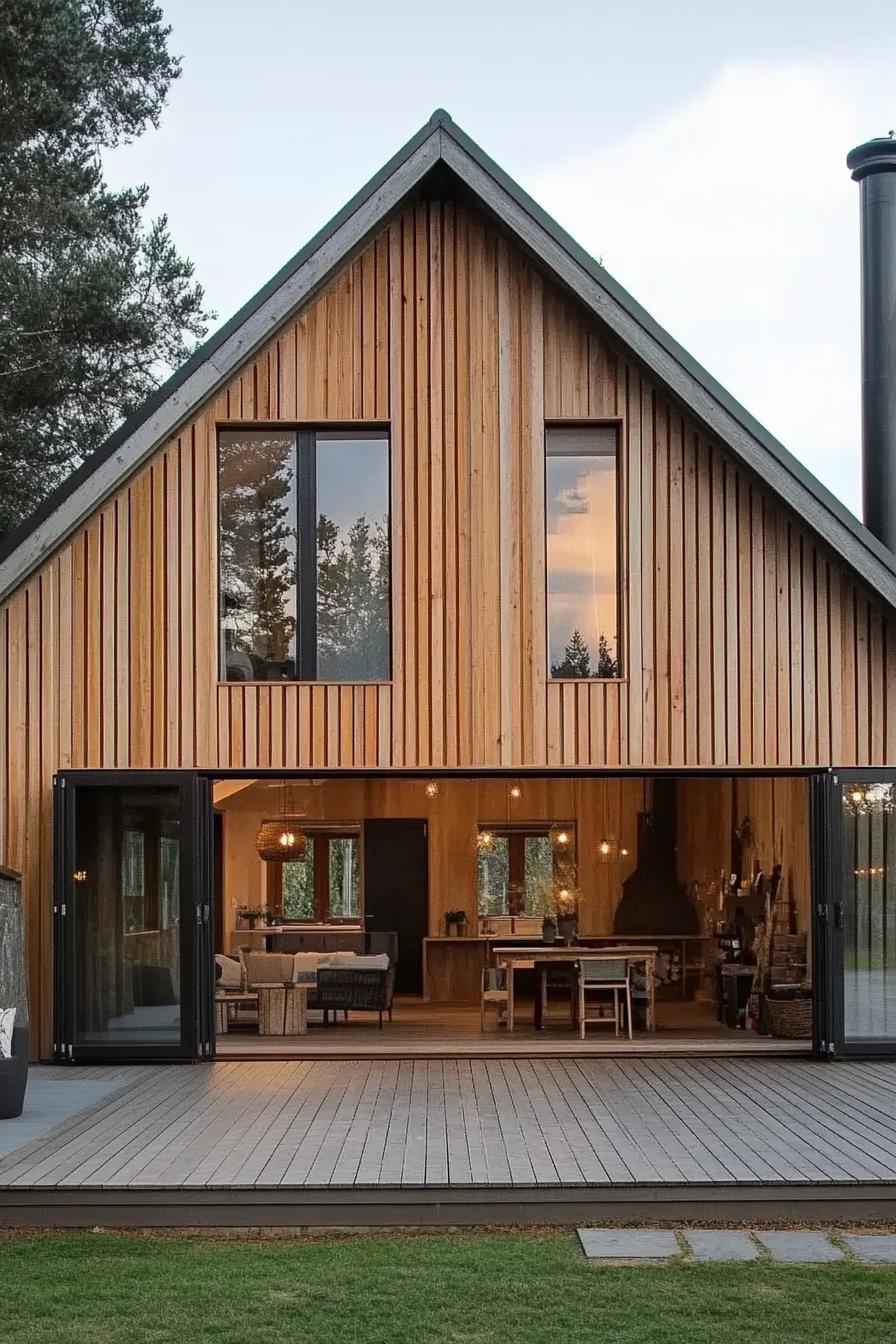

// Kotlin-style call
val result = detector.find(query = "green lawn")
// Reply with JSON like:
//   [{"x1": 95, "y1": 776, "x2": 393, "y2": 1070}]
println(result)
[{"x1": 3, "y1": 1230, "x2": 896, "y2": 1344}]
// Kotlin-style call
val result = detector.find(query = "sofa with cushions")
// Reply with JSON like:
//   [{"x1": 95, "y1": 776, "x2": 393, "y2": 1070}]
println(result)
[{"x1": 215, "y1": 948, "x2": 395, "y2": 1028}]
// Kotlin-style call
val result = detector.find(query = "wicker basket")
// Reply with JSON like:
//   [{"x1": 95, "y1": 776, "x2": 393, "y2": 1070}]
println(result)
[{"x1": 765, "y1": 994, "x2": 813, "y2": 1039}]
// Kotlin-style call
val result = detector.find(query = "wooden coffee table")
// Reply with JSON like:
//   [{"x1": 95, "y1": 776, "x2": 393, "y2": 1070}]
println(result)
[{"x1": 255, "y1": 982, "x2": 309, "y2": 1036}]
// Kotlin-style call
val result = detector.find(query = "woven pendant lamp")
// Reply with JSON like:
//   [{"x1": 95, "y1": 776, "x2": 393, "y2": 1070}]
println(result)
[{"x1": 256, "y1": 782, "x2": 307, "y2": 862}]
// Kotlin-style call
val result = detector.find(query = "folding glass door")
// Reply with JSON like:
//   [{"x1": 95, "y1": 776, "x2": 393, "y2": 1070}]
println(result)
[
  {"x1": 814, "y1": 771, "x2": 896, "y2": 1057},
  {"x1": 54, "y1": 771, "x2": 214, "y2": 1063}
]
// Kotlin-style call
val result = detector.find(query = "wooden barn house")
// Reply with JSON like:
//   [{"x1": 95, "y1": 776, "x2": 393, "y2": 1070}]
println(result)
[{"x1": 1, "y1": 113, "x2": 895, "y2": 1064}]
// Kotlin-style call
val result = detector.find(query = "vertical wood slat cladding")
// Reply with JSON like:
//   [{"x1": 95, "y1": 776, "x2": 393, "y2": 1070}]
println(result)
[{"x1": 3, "y1": 195, "x2": 896, "y2": 1054}]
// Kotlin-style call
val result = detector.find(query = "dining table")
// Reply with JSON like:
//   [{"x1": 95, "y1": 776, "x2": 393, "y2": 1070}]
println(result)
[{"x1": 490, "y1": 944, "x2": 659, "y2": 1033}]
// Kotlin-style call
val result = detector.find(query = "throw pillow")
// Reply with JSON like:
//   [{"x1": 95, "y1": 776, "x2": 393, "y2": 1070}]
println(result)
[
  {"x1": 319, "y1": 953, "x2": 362, "y2": 970},
  {"x1": 324, "y1": 953, "x2": 389, "y2": 971},
  {"x1": 215, "y1": 954, "x2": 242, "y2": 990},
  {"x1": 0, "y1": 1007, "x2": 16, "y2": 1059}
]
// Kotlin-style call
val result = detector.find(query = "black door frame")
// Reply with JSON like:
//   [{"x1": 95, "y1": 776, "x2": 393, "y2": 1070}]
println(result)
[
  {"x1": 815, "y1": 767, "x2": 896, "y2": 1059},
  {"x1": 53, "y1": 769, "x2": 214, "y2": 1064}
]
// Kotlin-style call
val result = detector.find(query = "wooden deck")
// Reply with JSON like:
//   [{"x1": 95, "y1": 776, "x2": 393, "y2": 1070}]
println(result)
[{"x1": 2, "y1": 1057, "x2": 896, "y2": 1225}]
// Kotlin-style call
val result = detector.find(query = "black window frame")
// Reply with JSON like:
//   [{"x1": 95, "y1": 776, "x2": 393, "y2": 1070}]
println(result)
[
  {"x1": 544, "y1": 420, "x2": 623, "y2": 681},
  {"x1": 217, "y1": 424, "x2": 392, "y2": 683}
]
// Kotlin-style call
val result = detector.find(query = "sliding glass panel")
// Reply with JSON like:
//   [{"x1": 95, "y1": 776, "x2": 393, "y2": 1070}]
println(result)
[
  {"x1": 546, "y1": 426, "x2": 619, "y2": 678},
  {"x1": 71, "y1": 784, "x2": 183, "y2": 1049},
  {"x1": 315, "y1": 431, "x2": 390, "y2": 680},
  {"x1": 218, "y1": 430, "x2": 297, "y2": 681},
  {"x1": 840, "y1": 781, "x2": 896, "y2": 1043}
]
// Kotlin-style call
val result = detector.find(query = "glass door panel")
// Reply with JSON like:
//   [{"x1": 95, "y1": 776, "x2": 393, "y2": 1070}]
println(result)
[
  {"x1": 54, "y1": 771, "x2": 212, "y2": 1062},
  {"x1": 74, "y1": 783, "x2": 183, "y2": 1049},
  {"x1": 839, "y1": 778, "x2": 896, "y2": 1047}
]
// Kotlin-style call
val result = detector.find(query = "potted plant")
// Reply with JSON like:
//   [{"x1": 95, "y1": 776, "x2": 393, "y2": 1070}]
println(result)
[
  {"x1": 534, "y1": 880, "x2": 557, "y2": 943},
  {"x1": 555, "y1": 886, "x2": 580, "y2": 944},
  {"x1": 445, "y1": 909, "x2": 467, "y2": 937},
  {"x1": 238, "y1": 905, "x2": 265, "y2": 930}
]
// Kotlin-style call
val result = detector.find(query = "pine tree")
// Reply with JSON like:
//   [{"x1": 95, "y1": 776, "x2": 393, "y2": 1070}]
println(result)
[
  {"x1": 0, "y1": 1, "x2": 211, "y2": 535},
  {"x1": 551, "y1": 628, "x2": 592, "y2": 678},
  {"x1": 218, "y1": 435, "x2": 296, "y2": 673},
  {"x1": 316, "y1": 510, "x2": 390, "y2": 678},
  {"x1": 595, "y1": 631, "x2": 619, "y2": 678}
]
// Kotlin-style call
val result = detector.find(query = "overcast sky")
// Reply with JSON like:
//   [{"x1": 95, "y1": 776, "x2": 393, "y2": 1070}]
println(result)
[{"x1": 103, "y1": 0, "x2": 895, "y2": 518}]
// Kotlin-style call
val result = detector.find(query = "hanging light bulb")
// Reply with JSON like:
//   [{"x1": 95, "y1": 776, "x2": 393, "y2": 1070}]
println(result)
[
  {"x1": 597, "y1": 835, "x2": 619, "y2": 863},
  {"x1": 425, "y1": 780, "x2": 439, "y2": 799},
  {"x1": 477, "y1": 829, "x2": 495, "y2": 852},
  {"x1": 844, "y1": 783, "x2": 895, "y2": 816},
  {"x1": 552, "y1": 828, "x2": 570, "y2": 847},
  {"x1": 509, "y1": 784, "x2": 522, "y2": 800}
]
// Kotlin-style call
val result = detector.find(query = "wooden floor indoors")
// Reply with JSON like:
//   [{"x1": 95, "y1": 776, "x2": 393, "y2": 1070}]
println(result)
[
  {"x1": 215, "y1": 997, "x2": 809, "y2": 1058},
  {"x1": 2, "y1": 1055, "x2": 893, "y2": 1227}
]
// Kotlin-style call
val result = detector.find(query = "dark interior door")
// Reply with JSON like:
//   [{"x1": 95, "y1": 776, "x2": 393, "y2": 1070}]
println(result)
[
  {"x1": 363, "y1": 819, "x2": 428, "y2": 995},
  {"x1": 54, "y1": 770, "x2": 213, "y2": 1063}
]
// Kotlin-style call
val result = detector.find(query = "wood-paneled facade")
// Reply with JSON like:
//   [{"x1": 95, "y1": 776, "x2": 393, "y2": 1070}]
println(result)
[{"x1": 0, "y1": 191, "x2": 892, "y2": 1053}]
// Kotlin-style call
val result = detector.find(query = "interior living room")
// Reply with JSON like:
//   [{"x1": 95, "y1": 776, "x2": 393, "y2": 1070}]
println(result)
[{"x1": 211, "y1": 773, "x2": 814, "y2": 1057}]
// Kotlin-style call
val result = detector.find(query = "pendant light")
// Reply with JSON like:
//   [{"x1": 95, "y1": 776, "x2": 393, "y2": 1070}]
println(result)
[{"x1": 256, "y1": 781, "x2": 307, "y2": 862}]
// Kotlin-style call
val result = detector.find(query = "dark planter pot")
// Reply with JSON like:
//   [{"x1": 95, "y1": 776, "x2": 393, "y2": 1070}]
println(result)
[
  {"x1": 0, "y1": 1024, "x2": 28, "y2": 1120},
  {"x1": 557, "y1": 915, "x2": 578, "y2": 944},
  {"x1": 542, "y1": 918, "x2": 557, "y2": 944}
]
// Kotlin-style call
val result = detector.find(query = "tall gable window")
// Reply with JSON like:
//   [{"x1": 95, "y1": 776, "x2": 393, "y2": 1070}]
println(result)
[
  {"x1": 218, "y1": 429, "x2": 390, "y2": 681},
  {"x1": 545, "y1": 425, "x2": 620, "y2": 679}
]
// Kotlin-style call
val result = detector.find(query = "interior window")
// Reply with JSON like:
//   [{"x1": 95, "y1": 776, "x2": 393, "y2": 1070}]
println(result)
[
  {"x1": 476, "y1": 827, "x2": 574, "y2": 916},
  {"x1": 277, "y1": 832, "x2": 360, "y2": 922},
  {"x1": 546, "y1": 425, "x2": 619, "y2": 678},
  {"x1": 121, "y1": 812, "x2": 180, "y2": 934},
  {"x1": 218, "y1": 429, "x2": 390, "y2": 682}
]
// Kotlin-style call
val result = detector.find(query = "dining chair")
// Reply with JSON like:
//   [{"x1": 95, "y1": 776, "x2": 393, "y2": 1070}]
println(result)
[
  {"x1": 534, "y1": 960, "x2": 577, "y2": 1029},
  {"x1": 480, "y1": 965, "x2": 509, "y2": 1031},
  {"x1": 577, "y1": 958, "x2": 633, "y2": 1040}
]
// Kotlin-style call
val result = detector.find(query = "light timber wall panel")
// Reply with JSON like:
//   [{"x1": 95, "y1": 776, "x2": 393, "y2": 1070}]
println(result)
[{"x1": 2, "y1": 195, "x2": 896, "y2": 1053}]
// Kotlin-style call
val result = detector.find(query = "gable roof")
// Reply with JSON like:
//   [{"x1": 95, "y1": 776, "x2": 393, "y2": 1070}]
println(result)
[{"x1": 2, "y1": 108, "x2": 894, "y2": 613}]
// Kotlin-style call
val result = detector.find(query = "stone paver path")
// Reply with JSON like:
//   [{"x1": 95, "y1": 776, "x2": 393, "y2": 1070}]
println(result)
[
  {"x1": 577, "y1": 1229, "x2": 680, "y2": 1260},
  {"x1": 842, "y1": 1234, "x2": 896, "y2": 1265},
  {"x1": 755, "y1": 1231, "x2": 844, "y2": 1263},
  {"x1": 578, "y1": 1227, "x2": 896, "y2": 1265},
  {"x1": 686, "y1": 1230, "x2": 758, "y2": 1262}
]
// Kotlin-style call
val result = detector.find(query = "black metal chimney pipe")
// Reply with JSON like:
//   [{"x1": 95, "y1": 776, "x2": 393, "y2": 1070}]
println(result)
[{"x1": 847, "y1": 136, "x2": 896, "y2": 550}]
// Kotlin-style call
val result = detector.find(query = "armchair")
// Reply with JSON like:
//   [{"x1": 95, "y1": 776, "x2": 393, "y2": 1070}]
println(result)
[{"x1": 313, "y1": 963, "x2": 395, "y2": 1028}]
